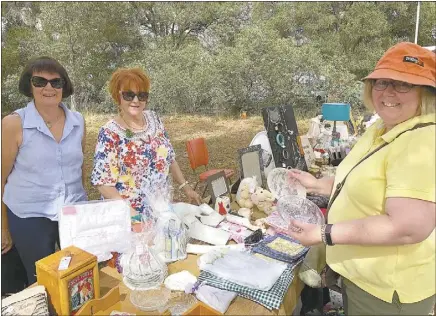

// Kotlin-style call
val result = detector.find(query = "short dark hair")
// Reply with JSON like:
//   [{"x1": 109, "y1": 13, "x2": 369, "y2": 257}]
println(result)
[{"x1": 18, "y1": 56, "x2": 74, "y2": 98}]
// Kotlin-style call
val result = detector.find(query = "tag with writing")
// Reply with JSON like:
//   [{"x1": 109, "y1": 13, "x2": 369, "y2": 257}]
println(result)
[
  {"x1": 58, "y1": 256, "x2": 72, "y2": 270},
  {"x1": 403, "y1": 56, "x2": 424, "y2": 67},
  {"x1": 62, "y1": 206, "x2": 77, "y2": 215}
]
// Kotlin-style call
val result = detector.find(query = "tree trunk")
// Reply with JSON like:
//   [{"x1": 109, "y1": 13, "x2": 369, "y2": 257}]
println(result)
[{"x1": 70, "y1": 94, "x2": 77, "y2": 111}]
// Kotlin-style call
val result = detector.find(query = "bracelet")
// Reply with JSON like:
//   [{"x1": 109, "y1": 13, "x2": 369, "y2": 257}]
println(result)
[
  {"x1": 325, "y1": 224, "x2": 335, "y2": 246},
  {"x1": 178, "y1": 181, "x2": 189, "y2": 190}
]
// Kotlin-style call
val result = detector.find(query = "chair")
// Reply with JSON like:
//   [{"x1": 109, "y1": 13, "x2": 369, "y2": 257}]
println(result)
[{"x1": 186, "y1": 138, "x2": 235, "y2": 197}]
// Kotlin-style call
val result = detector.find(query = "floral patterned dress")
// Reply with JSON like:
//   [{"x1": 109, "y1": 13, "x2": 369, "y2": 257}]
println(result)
[{"x1": 91, "y1": 110, "x2": 175, "y2": 217}]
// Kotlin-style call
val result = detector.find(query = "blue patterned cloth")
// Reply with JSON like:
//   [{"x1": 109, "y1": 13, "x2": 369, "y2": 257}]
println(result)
[{"x1": 252, "y1": 234, "x2": 308, "y2": 263}]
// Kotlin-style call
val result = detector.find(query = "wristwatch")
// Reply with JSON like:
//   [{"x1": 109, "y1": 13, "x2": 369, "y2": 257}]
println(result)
[{"x1": 325, "y1": 224, "x2": 335, "y2": 246}]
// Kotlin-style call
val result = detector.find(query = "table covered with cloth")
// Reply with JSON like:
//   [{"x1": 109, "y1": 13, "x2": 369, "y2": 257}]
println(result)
[
  {"x1": 99, "y1": 196, "x2": 303, "y2": 314},
  {"x1": 99, "y1": 252, "x2": 304, "y2": 315}
]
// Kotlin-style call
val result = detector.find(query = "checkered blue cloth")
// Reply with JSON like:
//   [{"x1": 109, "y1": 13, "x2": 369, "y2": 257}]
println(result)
[{"x1": 198, "y1": 259, "x2": 302, "y2": 310}]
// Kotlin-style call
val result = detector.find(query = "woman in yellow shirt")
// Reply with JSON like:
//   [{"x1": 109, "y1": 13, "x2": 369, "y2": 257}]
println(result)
[{"x1": 289, "y1": 42, "x2": 435, "y2": 315}]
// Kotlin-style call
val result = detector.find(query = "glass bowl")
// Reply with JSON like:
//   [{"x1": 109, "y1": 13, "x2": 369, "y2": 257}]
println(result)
[{"x1": 129, "y1": 286, "x2": 171, "y2": 311}]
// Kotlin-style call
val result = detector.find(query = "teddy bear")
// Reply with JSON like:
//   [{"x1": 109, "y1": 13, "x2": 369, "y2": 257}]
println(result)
[
  {"x1": 250, "y1": 187, "x2": 276, "y2": 215},
  {"x1": 236, "y1": 182, "x2": 254, "y2": 209}
]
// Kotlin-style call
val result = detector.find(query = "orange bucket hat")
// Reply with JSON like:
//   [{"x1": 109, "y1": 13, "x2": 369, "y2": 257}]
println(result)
[{"x1": 363, "y1": 42, "x2": 436, "y2": 88}]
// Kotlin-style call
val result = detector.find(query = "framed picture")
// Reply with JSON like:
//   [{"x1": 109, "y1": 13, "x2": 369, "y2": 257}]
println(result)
[
  {"x1": 299, "y1": 135, "x2": 316, "y2": 168},
  {"x1": 238, "y1": 145, "x2": 265, "y2": 188},
  {"x1": 205, "y1": 170, "x2": 230, "y2": 206}
]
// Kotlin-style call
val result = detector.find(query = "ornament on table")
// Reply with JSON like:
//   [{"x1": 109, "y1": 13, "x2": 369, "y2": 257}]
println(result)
[
  {"x1": 250, "y1": 187, "x2": 276, "y2": 215},
  {"x1": 235, "y1": 177, "x2": 258, "y2": 210},
  {"x1": 214, "y1": 196, "x2": 231, "y2": 215}
]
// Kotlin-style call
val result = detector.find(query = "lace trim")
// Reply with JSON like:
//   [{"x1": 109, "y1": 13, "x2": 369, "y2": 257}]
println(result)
[{"x1": 105, "y1": 111, "x2": 160, "y2": 140}]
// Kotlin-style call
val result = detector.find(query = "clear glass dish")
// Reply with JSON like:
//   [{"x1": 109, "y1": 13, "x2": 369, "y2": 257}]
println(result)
[{"x1": 129, "y1": 286, "x2": 171, "y2": 311}]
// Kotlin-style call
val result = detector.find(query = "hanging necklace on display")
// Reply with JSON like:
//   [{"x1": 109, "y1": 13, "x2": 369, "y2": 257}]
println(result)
[
  {"x1": 268, "y1": 108, "x2": 281, "y2": 125},
  {"x1": 280, "y1": 107, "x2": 300, "y2": 168},
  {"x1": 120, "y1": 113, "x2": 146, "y2": 138},
  {"x1": 268, "y1": 108, "x2": 286, "y2": 148},
  {"x1": 268, "y1": 107, "x2": 287, "y2": 167},
  {"x1": 283, "y1": 115, "x2": 302, "y2": 168}
]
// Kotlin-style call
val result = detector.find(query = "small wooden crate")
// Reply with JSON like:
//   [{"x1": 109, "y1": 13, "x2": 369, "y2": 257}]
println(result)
[{"x1": 36, "y1": 246, "x2": 100, "y2": 315}]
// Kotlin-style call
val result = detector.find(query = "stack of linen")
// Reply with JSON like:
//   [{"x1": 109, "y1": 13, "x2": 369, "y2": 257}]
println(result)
[{"x1": 197, "y1": 246, "x2": 304, "y2": 310}]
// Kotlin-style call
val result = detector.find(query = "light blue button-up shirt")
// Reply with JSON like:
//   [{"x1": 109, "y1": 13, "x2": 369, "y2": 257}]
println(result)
[{"x1": 3, "y1": 101, "x2": 88, "y2": 220}]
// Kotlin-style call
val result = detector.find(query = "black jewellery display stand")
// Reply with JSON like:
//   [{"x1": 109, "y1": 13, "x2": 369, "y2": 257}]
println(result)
[{"x1": 261, "y1": 105, "x2": 308, "y2": 171}]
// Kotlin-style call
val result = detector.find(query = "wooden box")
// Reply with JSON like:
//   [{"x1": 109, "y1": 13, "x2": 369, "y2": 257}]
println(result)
[
  {"x1": 36, "y1": 246, "x2": 100, "y2": 315},
  {"x1": 183, "y1": 302, "x2": 222, "y2": 315}
]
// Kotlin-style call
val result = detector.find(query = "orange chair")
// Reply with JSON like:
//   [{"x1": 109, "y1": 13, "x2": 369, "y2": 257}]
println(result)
[{"x1": 186, "y1": 138, "x2": 235, "y2": 196}]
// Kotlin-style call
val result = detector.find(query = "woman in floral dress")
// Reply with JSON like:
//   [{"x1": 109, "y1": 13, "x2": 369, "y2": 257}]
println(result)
[{"x1": 91, "y1": 68, "x2": 201, "y2": 218}]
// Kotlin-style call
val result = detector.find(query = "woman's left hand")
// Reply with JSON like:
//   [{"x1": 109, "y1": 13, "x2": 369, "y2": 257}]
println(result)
[
  {"x1": 183, "y1": 186, "x2": 202, "y2": 205},
  {"x1": 287, "y1": 219, "x2": 323, "y2": 247}
]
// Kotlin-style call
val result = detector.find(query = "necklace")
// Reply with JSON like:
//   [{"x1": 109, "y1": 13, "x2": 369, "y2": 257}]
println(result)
[
  {"x1": 44, "y1": 112, "x2": 63, "y2": 129},
  {"x1": 120, "y1": 113, "x2": 146, "y2": 138}
]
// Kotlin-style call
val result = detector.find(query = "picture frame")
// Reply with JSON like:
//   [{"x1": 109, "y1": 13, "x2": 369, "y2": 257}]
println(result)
[
  {"x1": 205, "y1": 170, "x2": 231, "y2": 206},
  {"x1": 238, "y1": 145, "x2": 265, "y2": 188},
  {"x1": 299, "y1": 135, "x2": 316, "y2": 168}
]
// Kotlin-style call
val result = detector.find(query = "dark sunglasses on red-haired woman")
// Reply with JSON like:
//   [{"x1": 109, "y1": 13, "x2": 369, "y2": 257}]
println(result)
[{"x1": 121, "y1": 91, "x2": 149, "y2": 102}]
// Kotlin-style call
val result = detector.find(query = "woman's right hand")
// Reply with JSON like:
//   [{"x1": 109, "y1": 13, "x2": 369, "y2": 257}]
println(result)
[
  {"x1": 1, "y1": 229, "x2": 13, "y2": 254},
  {"x1": 288, "y1": 169, "x2": 319, "y2": 193}
]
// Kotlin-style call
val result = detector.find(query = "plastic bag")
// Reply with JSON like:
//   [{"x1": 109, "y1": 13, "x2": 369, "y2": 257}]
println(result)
[
  {"x1": 59, "y1": 199, "x2": 131, "y2": 262},
  {"x1": 119, "y1": 231, "x2": 168, "y2": 291},
  {"x1": 142, "y1": 177, "x2": 189, "y2": 263}
]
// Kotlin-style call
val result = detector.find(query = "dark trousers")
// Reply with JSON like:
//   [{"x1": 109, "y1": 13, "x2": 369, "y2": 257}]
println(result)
[
  {"x1": 7, "y1": 207, "x2": 59, "y2": 284},
  {"x1": 300, "y1": 285, "x2": 331, "y2": 315},
  {"x1": 1, "y1": 245, "x2": 28, "y2": 296}
]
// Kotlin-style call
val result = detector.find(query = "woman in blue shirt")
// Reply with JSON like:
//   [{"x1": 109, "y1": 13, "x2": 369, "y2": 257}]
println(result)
[{"x1": 1, "y1": 56, "x2": 87, "y2": 285}]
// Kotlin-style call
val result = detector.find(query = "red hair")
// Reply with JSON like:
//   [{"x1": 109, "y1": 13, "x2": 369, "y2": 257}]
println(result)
[{"x1": 108, "y1": 68, "x2": 151, "y2": 104}]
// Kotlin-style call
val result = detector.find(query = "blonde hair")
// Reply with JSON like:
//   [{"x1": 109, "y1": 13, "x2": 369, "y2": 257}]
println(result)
[
  {"x1": 108, "y1": 68, "x2": 151, "y2": 105},
  {"x1": 362, "y1": 80, "x2": 436, "y2": 115}
]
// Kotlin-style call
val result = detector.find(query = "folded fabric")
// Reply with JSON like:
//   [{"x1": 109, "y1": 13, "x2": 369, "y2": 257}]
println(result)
[
  {"x1": 252, "y1": 234, "x2": 308, "y2": 263},
  {"x1": 164, "y1": 270, "x2": 198, "y2": 291},
  {"x1": 218, "y1": 221, "x2": 252, "y2": 244},
  {"x1": 186, "y1": 243, "x2": 245, "y2": 255},
  {"x1": 195, "y1": 284, "x2": 237, "y2": 314},
  {"x1": 2, "y1": 285, "x2": 50, "y2": 316},
  {"x1": 200, "y1": 211, "x2": 225, "y2": 227},
  {"x1": 198, "y1": 259, "x2": 302, "y2": 310},
  {"x1": 200, "y1": 250, "x2": 287, "y2": 291}
]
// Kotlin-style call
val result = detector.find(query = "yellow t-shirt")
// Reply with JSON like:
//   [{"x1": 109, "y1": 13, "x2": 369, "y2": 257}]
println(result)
[{"x1": 326, "y1": 113, "x2": 436, "y2": 303}]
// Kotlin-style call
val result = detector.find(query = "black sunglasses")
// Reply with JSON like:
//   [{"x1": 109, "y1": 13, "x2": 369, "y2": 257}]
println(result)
[
  {"x1": 31, "y1": 76, "x2": 65, "y2": 89},
  {"x1": 121, "y1": 91, "x2": 149, "y2": 102}
]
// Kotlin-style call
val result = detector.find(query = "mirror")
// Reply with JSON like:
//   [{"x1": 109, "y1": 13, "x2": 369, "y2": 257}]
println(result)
[
  {"x1": 205, "y1": 171, "x2": 230, "y2": 206},
  {"x1": 238, "y1": 145, "x2": 265, "y2": 187}
]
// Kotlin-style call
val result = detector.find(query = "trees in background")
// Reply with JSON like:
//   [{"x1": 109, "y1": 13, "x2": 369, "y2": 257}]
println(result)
[{"x1": 2, "y1": 1, "x2": 435, "y2": 117}]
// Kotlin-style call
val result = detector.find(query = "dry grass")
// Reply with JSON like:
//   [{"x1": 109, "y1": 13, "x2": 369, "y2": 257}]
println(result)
[{"x1": 83, "y1": 113, "x2": 310, "y2": 202}]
